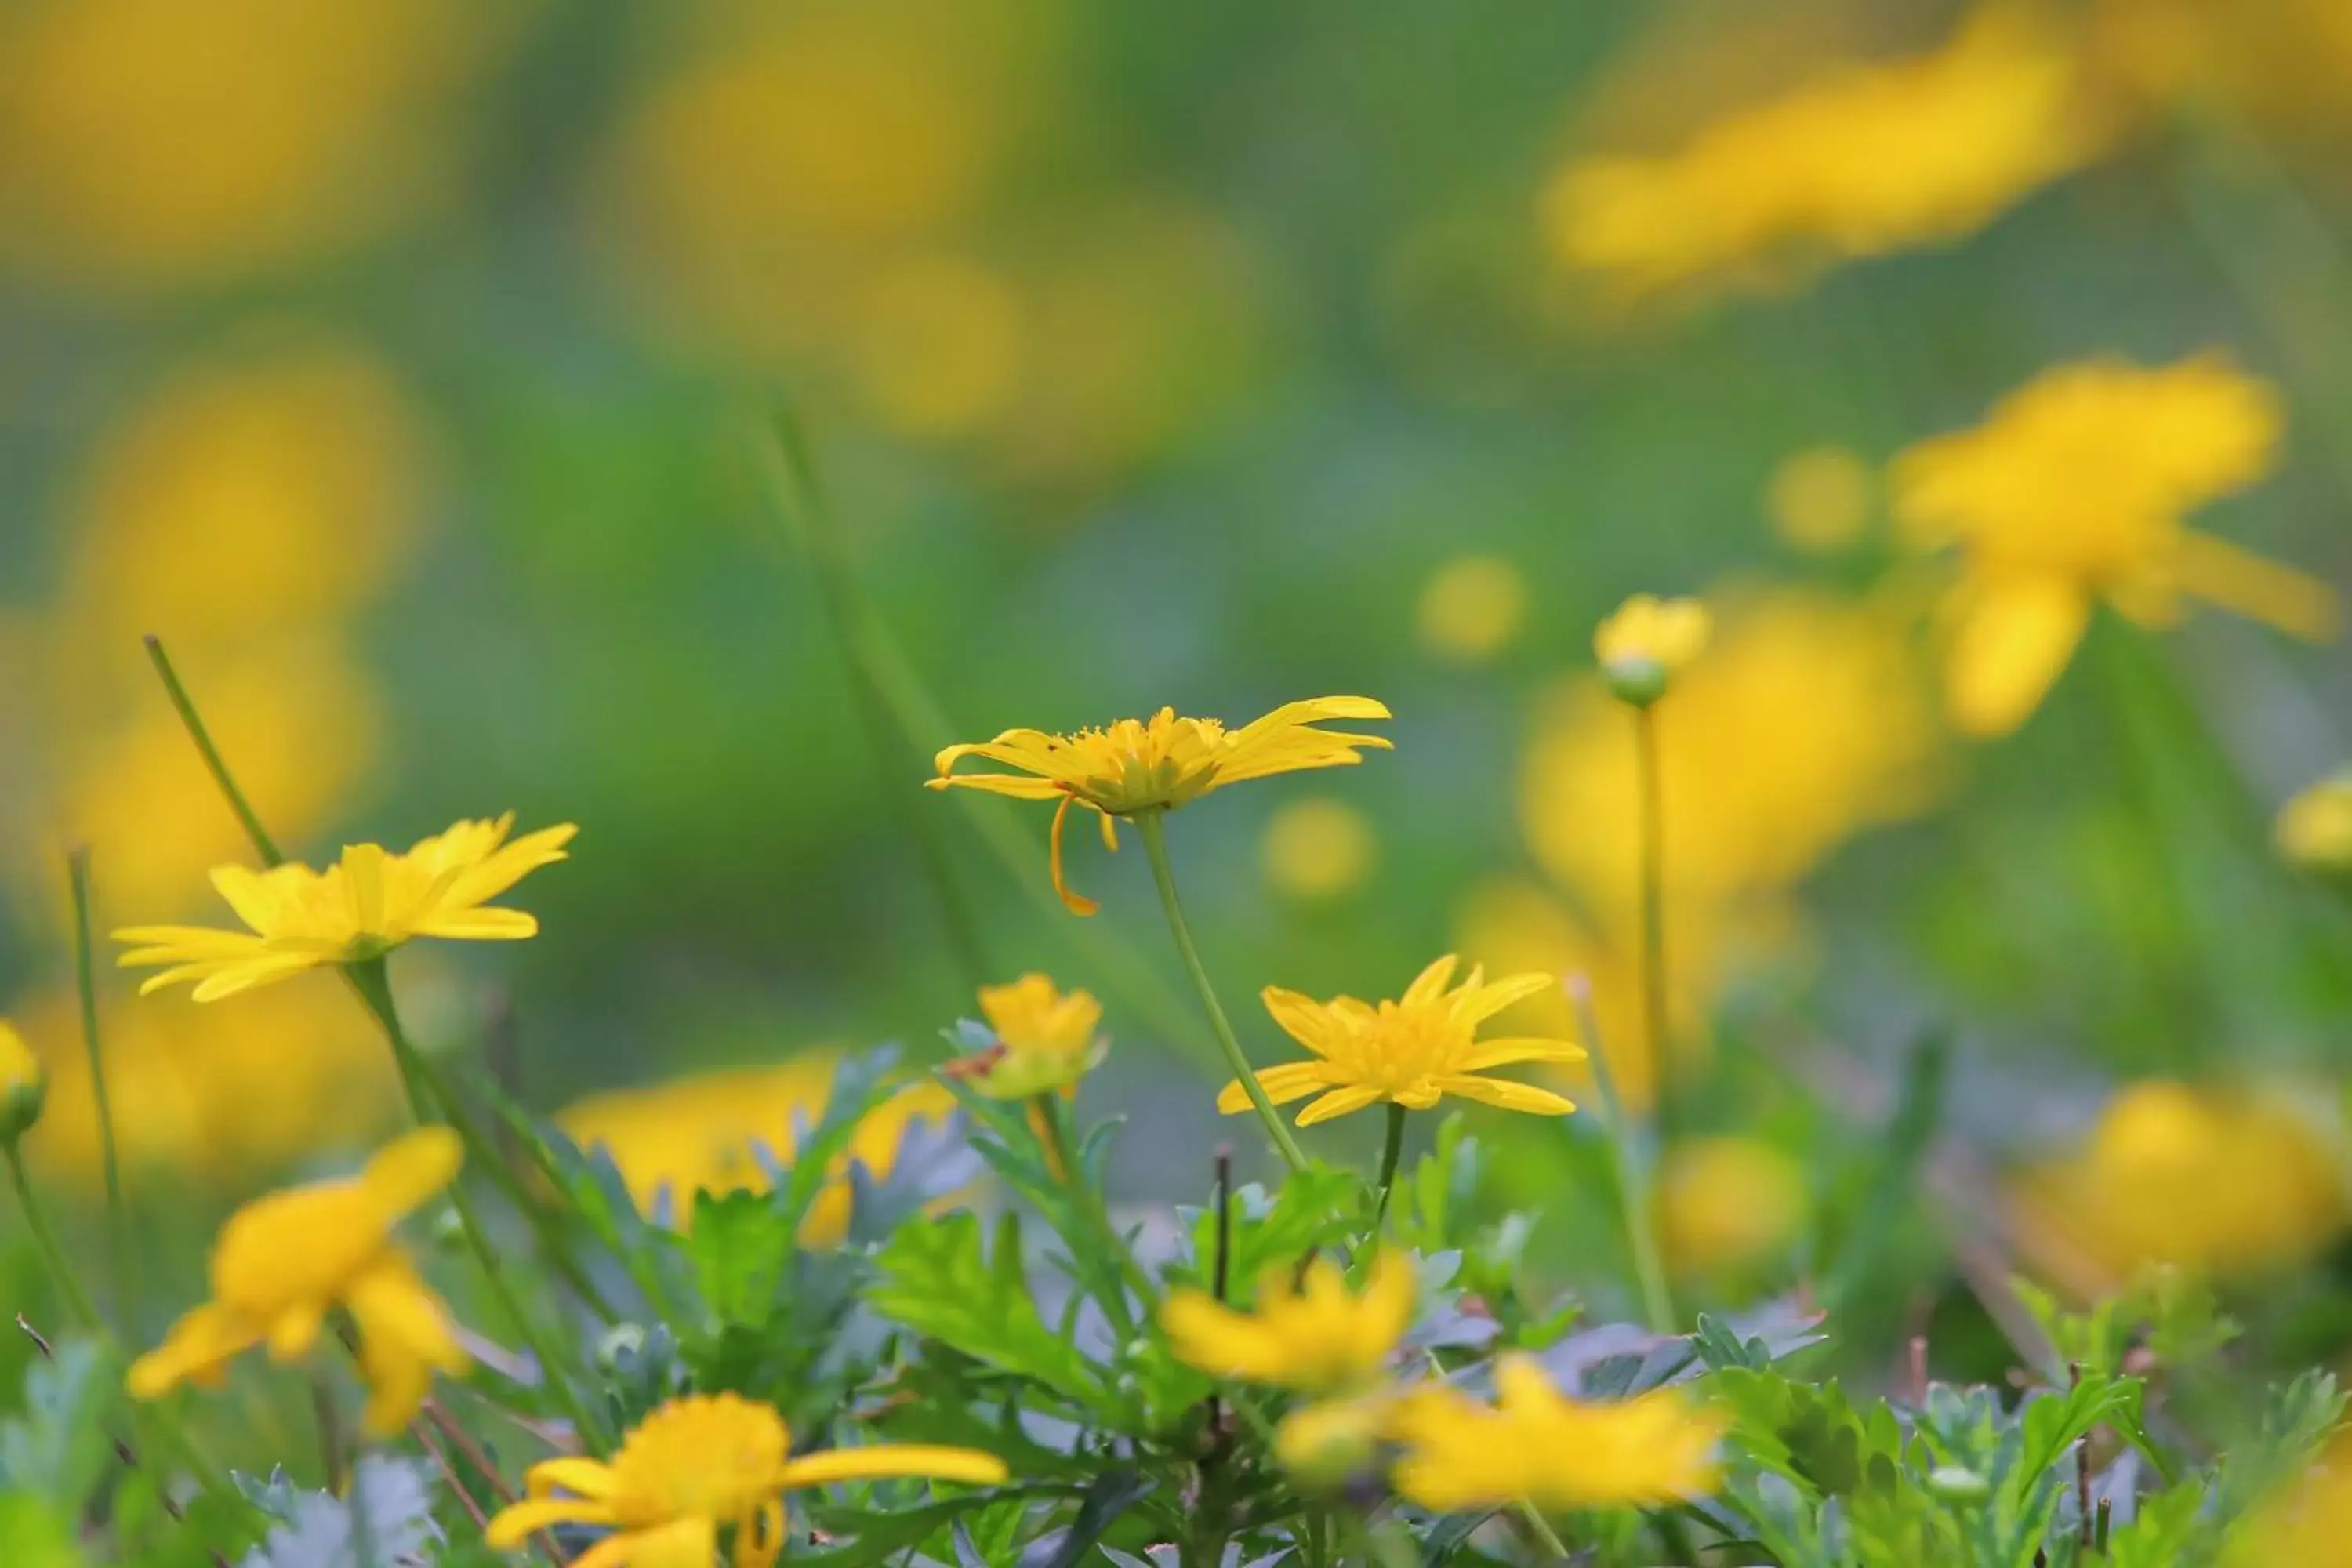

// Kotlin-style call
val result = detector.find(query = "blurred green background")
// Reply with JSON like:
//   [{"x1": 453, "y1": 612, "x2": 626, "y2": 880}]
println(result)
[{"x1": 8, "y1": 0, "x2": 2352, "y2": 1382}]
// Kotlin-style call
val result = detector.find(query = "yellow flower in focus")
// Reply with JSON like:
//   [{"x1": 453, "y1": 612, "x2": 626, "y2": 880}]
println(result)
[
  {"x1": 2013, "y1": 1080, "x2": 2347, "y2": 1291},
  {"x1": 1162, "y1": 1248, "x2": 1416, "y2": 1394},
  {"x1": 1391, "y1": 1358, "x2": 1722, "y2": 1513},
  {"x1": 946, "y1": 975, "x2": 1106, "y2": 1100},
  {"x1": 2277, "y1": 771, "x2": 2352, "y2": 873},
  {"x1": 1545, "y1": 9, "x2": 2093, "y2": 303},
  {"x1": 1261, "y1": 797, "x2": 1377, "y2": 902},
  {"x1": 1218, "y1": 956, "x2": 1582, "y2": 1127},
  {"x1": 114, "y1": 815, "x2": 575, "y2": 1001},
  {"x1": 1595, "y1": 593, "x2": 1711, "y2": 703},
  {"x1": 1417, "y1": 555, "x2": 1528, "y2": 664},
  {"x1": 928, "y1": 698, "x2": 1392, "y2": 915},
  {"x1": 485, "y1": 1392, "x2": 1007, "y2": 1566},
  {"x1": 1894, "y1": 354, "x2": 2336, "y2": 736},
  {"x1": 24, "y1": 977, "x2": 399, "y2": 1182},
  {"x1": 1768, "y1": 446, "x2": 1875, "y2": 552},
  {"x1": 1658, "y1": 1137, "x2": 1806, "y2": 1274},
  {"x1": 557, "y1": 1058, "x2": 955, "y2": 1243},
  {"x1": 128, "y1": 1127, "x2": 466, "y2": 1436},
  {"x1": 0, "y1": 1021, "x2": 45, "y2": 1145}
]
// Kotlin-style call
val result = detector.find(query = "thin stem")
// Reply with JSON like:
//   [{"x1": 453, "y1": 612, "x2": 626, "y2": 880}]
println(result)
[
  {"x1": 344, "y1": 961, "x2": 603, "y2": 1446},
  {"x1": 5, "y1": 1148, "x2": 103, "y2": 1330},
  {"x1": 1565, "y1": 975, "x2": 1676, "y2": 1334},
  {"x1": 142, "y1": 637, "x2": 283, "y2": 866},
  {"x1": 67, "y1": 847, "x2": 129, "y2": 1321},
  {"x1": 1372, "y1": 1102, "x2": 1407, "y2": 1231},
  {"x1": 1134, "y1": 810, "x2": 1308, "y2": 1171},
  {"x1": 755, "y1": 408, "x2": 992, "y2": 996},
  {"x1": 1632, "y1": 702, "x2": 1671, "y2": 1141},
  {"x1": 1029, "y1": 1091, "x2": 1154, "y2": 1335},
  {"x1": 1515, "y1": 1504, "x2": 1572, "y2": 1561}
]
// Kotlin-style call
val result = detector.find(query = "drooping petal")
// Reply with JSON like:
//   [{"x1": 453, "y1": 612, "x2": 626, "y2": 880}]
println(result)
[
  {"x1": 1293, "y1": 1086, "x2": 1386, "y2": 1127},
  {"x1": 361, "y1": 1127, "x2": 464, "y2": 1220},
  {"x1": 523, "y1": 1457, "x2": 624, "y2": 1500},
  {"x1": 483, "y1": 1496, "x2": 619, "y2": 1549},
  {"x1": 1214, "y1": 1062, "x2": 1332, "y2": 1113},
  {"x1": 1944, "y1": 575, "x2": 2090, "y2": 737},
  {"x1": 1048, "y1": 793, "x2": 1098, "y2": 917},
  {"x1": 583, "y1": 1518, "x2": 707, "y2": 1568},
  {"x1": 127, "y1": 1304, "x2": 263, "y2": 1399},
  {"x1": 1431, "y1": 1075, "x2": 1578, "y2": 1117},
  {"x1": 2174, "y1": 529, "x2": 2341, "y2": 643},
  {"x1": 776, "y1": 1444, "x2": 1009, "y2": 1490},
  {"x1": 187, "y1": 952, "x2": 332, "y2": 1002},
  {"x1": 265, "y1": 1301, "x2": 324, "y2": 1363}
]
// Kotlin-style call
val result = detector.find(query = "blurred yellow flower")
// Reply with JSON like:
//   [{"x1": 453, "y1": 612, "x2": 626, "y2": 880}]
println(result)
[
  {"x1": 1218, "y1": 955, "x2": 1582, "y2": 1127},
  {"x1": 848, "y1": 254, "x2": 1025, "y2": 438},
  {"x1": 0, "y1": 1021, "x2": 45, "y2": 1145},
  {"x1": 1261, "y1": 797, "x2": 1377, "y2": 902},
  {"x1": 1273, "y1": 1392, "x2": 1395, "y2": 1486},
  {"x1": 1895, "y1": 354, "x2": 2336, "y2": 736},
  {"x1": 929, "y1": 698, "x2": 1392, "y2": 914},
  {"x1": 1546, "y1": 9, "x2": 2093, "y2": 302},
  {"x1": 1162, "y1": 1247, "x2": 1415, "y2": 1394},
  {"x1": 24, "y1": 978, "x2": 398, "y2": 1183},
  {"x1": 2278, "y1": 771, "x2": 2352, "y2": 873},
  {"x1": 1391, "y1": 1358, "x2": 1722, "y2": 1513},
  {"x1": 0, "y1": 0, "x2": 488, "y2": 288},
  {"x1": 1658, "y1": 1136, "x2": 1807, "y2": 1274},
  {"x1": 129, "y1": 1127, "x2": 467, "y2": 1436},
  {"x1": 1768, "y1": 446, "x2": 1875, "y2": 552},
  {"x1": 1595, "y1": 593, "x2": 1711, "y2": 702},
  {"x1": 557, "y1": 1058, "x2": 955, "y2": 1243},
  {"x1": 2087, "y1": 0, "x2": 2352, "y2": 144},
  {"x1": 115, "y1": 816, "x2": 575, "y2": 1001},
  {"x1": 1417, "y1": 556, "x2": 1528, "y2": 664},
  {"x1": 2227, "y1": 1433, "x2": 2352, "y2": 1568},
  {"x1": 946, "y1": 975, "x2": 1106, "y2": 1101},
  {"x1": 486, "y1": 1392, "x2": 1007, "y2": 1564},
  {"x1": 2013, "y1": 1080, "x2": 2347, "y2": 1290}
]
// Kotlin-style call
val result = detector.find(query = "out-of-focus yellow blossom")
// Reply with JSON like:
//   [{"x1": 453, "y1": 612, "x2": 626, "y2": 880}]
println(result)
[
  {"x1": 1768, "y1": 446, "x2": 1875, "y2": 551},
  {"x1": 929, "y1": 698, "x2": 1391, "y2": 915},
  {"x1": 1218, "y1": 956, "x2": 1582, "y2": 1127},
  {"x1": 129, "y1": 1128, "x2": 467, "y2": 1436},
  {"x1": 23, "y1": 978, "x2": 397, "y2": 1183},
  {"x1": 848, "y1": 255, "x2": 1025, "y2": 438},
  {"x1": 1417, "y1": 556, "x2": 1529, "y2": 664},
  {"x1": 1261, "y1": 797, "x2": 1377, "y2": 902},
  {"x1": 557, "y1": 1058, "x2": 955, "y2": 1242},
  {"x1": 1530, "y1": 590, "x2": 1937, "y2": 924},
  {"x1": 2086, "y1": 0, "x2": 2352, "y2": 143},
  {"x1": 2013, "y1": 1080, "x2": 2347, "y2": 1291},
  {"x1": 1391, "y1": 1358, "x2": 1722, "y2": 1513},
  {"x1": 945, "y1": 975, "x2": 1105, "y2": 1100},
  {"x1": 1545, "y1": 9, "x2": 2094, "y2": 303},
  {"x1": 63, "y1": 345, "x2": 422, "y2": 644},
  {"x1": 1163, "y1": 1248, "x2": 1416, "y2": 1394},
  {"x1": 2227, "y1": 1434, "x2": 2352, "y2": 1568},
  {"x1": 485, "y1": 1392, "x2": 1007, "y2": 1566},
  {"x1": 1659, "y1": 1136, "x2": 1807, "y2": 1274},
  {"x1": 115, "y1": 816, "x2": 575, "y2": 1001},
  {"x1": 2277, "y1": 771, "x2": 2352, "y2": 873},
  {"x1": 1272, "y1": 1392, "x2": 1397, "y2": 1487},
  {"x1": 0, "y1": 1022, "x2": 45, "y2": 1146},
  {"x1": 1595, "y1": 593, "x2": 1711, "y2": 703},
  {"x1": 0, "y1": 0, "x2": 489, "y2": 289},
  {"x1": 1895, "y1": 354, "x2": 2336, "y2": 736}
]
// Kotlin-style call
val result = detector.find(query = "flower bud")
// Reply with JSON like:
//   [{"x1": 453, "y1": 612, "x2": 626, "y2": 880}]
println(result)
[
  {"x1": 1595, "y1": 594, "x2": 1711, "y2": 706},
  {"x1": 0, "y1": 1022, "x2": 45, "y2": 1148}
]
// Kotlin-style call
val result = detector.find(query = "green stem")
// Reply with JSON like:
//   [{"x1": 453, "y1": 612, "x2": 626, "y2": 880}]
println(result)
[
  {"x1": 1515, "y1": 1504, "x2": 1572, "y2": 1561},
  {"x1": 1633, "y1": 702, "x2": 1671, "y2": 1142},
  {"x1": 67, "y1": 848, "x2": 129, "y2": 1322},
  {"x1": 5, "y1": 1147, "x2": 103, "y2": 1331},
  {"x1": 1030, "y1": 1093, "x2": 1156, "y2": 1335},
  {"x1": 344, "y1": 961, "x2": 603, "y2": 1446},
  {"x1": 142, "y1": 637, "x2": 284, "y2": 866},
  {"x1": 1372, "y1": 1102, "x2": 1407, "y2": 1231},
  {"x1": 1134, "y1": 811, "x2": 1308, "y2": 1171},
  {"x1": 757, "y1": 409, "x2": 993, "y2": 997},
  {"x1": 1566, "y1": 976, "x2": 1676, "y2": 1334}
]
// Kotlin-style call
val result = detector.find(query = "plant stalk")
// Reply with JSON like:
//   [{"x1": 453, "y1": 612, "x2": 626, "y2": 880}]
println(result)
[
  {"x1": 1565, "y1": 975, "x2": 1676, "y2": 1334},
  {"x1": 1134, "y1": 811, "x2": 1308, "y2": 1171},
  {"x1": 1633, "y1": 702, "x2": 1672, "y2": 1140},
  {"x1": 5, "y1": 1148, "x2": 103, "y2": 1332},
  {"x1": 67, "y1": 847, "x2": 130, "y2": 1321},
  {"x1": 1373, "y1": 1102, "x2": 1408, "y2": 1230}
]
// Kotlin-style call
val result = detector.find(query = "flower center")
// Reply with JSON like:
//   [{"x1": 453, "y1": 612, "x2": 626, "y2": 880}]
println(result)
[{"x1": 607, "y1": 1396, "x2": 789, "y2": 1526}]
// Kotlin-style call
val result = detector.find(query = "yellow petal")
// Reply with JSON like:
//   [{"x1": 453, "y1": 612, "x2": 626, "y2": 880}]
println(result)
[
  {"x1": 1432, "y1": 1075, "x2": 1577, "y2": 1117},
  {"x1": 1944, "y1": 576, "x2": 2090, "y2": 737},
  {"x1": 777, "y1": 1445, "x2": 1010, "y2": 1490},
  {"x1": 362, "y1": 1127, "x2": 464, "y2": 1219},
  {"x1": 2175, "y1": 529, "x2": 2340, "y2": 643},
  {"x1": 1049, "y1": 793, "x2": 1098, "y2": 917},
  {"x1": 484, "y1": 1497, "x2": 619, "y2": 1549},
  {"x1": 1214, "y1": 1062, "x2": 1331, "y2": 1114},
  {"x1": 1294, "y1": 1086, "x2": 1385, "y2": 1127}
]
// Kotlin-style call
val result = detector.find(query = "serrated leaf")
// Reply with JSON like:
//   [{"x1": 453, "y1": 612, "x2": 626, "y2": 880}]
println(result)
[
  {"x1": 0, "y1": 1341, "x2": 118, "y2": 1515},
  {"x1": 237, "y1": 1457, "x2": 438, "y2": 1568}
]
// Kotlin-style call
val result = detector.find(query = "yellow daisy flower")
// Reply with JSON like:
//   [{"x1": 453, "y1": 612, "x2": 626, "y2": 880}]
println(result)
[
  {"x1": 1391, "y1": 1358, "x2": 1722, "y2": 1514},
  {"x1": 484, "y1": 1392, "x2": 1007, "y2": 1568},
  {"x1": 114, "y1": 814, "x2": 576, "y2": 1001},
  {"x1": 1161, "y1": 1247, "x2": 1416, "y2": 1394},
  {"x1": 1893, "y1": 354, "x2": 2338, "y2": 735},
  {"x1": 943, "y1": 974, "x2": 1107, "y2": 1100},
  {"x1": 128, "y1": 1127, "x2": 467, "y2": 1436},
  {"x1": 1217, "y1": 956, "x2": 1583, "y2": 1128},
  {"x1": 1595, "y1": 593, "x2": 1711, "y2": 704},
  {"x1": 927, "y1": 698, "x2": 1392, "y2": 913}
]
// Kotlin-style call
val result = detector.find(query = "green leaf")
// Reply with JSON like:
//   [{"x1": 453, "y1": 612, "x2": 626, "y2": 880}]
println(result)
[
  {"x1": 870, "y1": 1210, "x2": 1120, "y2": 1419},
  {"x1": 688, "y1": 1188, "x2": 797, "y2": 1325},
  {"x1": 1035, "y1": 1470, "x2": 1152, "y2": 1568},
  {"x1": 0, "y1": 1341, "x2": 118, "y2": 1515},
  {"x1": 0, "y1": 1494, "x2": 82, "y2": 1568}
]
